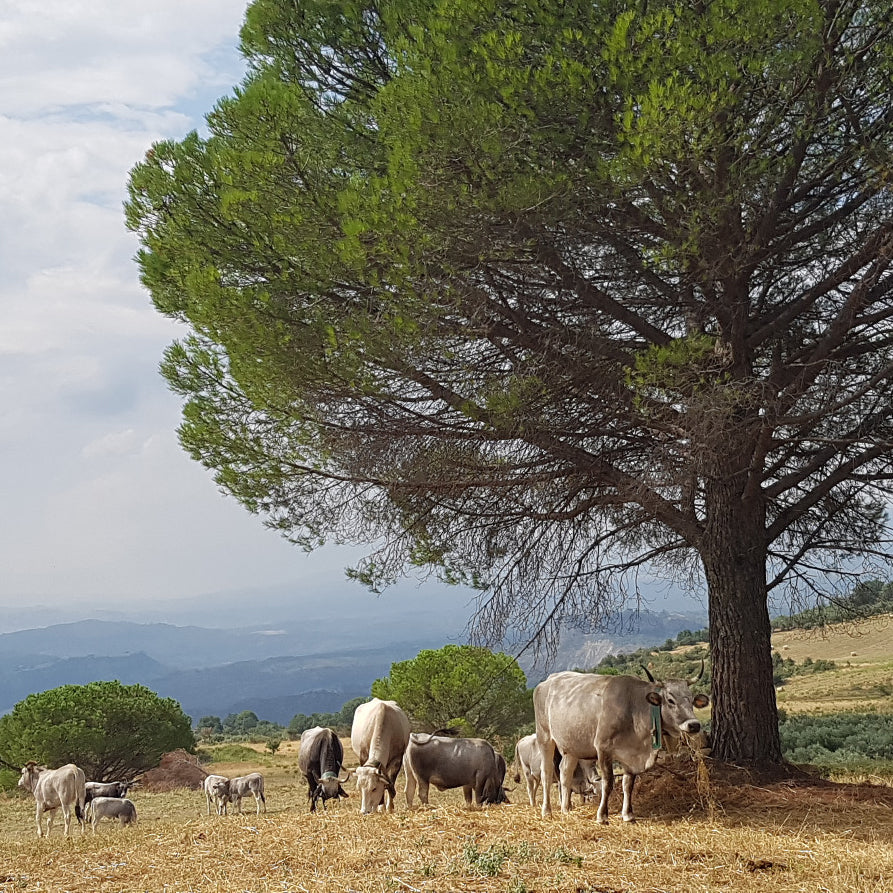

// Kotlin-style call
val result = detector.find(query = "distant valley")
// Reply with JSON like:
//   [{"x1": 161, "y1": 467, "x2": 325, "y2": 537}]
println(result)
[{"x1": 0, "y1": 590, "x2": 706, "y2": 723}]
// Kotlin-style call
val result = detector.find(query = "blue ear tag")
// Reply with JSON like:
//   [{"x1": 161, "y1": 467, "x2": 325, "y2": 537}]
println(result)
[{"x1": 651, "y1": 703, "x2": 662, "y2": 750}]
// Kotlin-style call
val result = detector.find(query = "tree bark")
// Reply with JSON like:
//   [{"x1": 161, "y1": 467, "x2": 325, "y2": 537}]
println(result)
[{"x1": 702, "y1": 474, "x2": 783, "y2": 765}]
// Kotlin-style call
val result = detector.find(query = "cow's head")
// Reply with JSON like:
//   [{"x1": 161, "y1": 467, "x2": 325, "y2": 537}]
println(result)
[
  {"x1": 18, "y1": 762, "x2": 44, "y2": 792},
  {"x1": 354, "y1": 764, "x2": 395, "y2": 814},
  {"x1": 311, "y1": 770, "x2": 351, "y2": 810},
  {"x1": 645, "y1": 678, "x2": 710, "y2": 736},
  {"x1": 207, "y1": 778, "x2": 230, "y2": 800}
]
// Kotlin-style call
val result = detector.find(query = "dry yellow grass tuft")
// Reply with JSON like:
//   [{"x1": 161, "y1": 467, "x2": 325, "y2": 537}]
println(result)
[{"x1": 2, "y1": 754, "x2": 892, "y2": 892}]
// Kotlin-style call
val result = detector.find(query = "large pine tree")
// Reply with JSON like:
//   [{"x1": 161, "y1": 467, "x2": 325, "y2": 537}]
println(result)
[{"x1": 126, "y1": 0, "x2": 893, "y2": 765}]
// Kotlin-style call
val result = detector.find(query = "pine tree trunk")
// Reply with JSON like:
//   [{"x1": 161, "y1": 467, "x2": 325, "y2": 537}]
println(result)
[{"x1": 702, "y1": 474, "x2": 784, "y2": 765}]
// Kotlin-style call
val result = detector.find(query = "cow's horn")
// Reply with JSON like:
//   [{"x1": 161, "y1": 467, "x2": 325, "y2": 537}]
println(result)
[
  {"x1": 640, "y1": 664, "x2": 657, "y2": 684},
  {"x1": 338, "y1": 769, "x2": 353, "y2": 783},
  {"x1": 687, "y1": 659, "x2": 705, "y2": 686}
]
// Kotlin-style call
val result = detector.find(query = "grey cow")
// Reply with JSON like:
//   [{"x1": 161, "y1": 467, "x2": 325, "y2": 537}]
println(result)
[
  {"x1": 404, "y1": 734, "x2": 509, "y2": 808},
  {"x1": 85, "y1": 780, "x2": 134, "y2": 802},
  {"x1": 87, "y1": 796, "x2": 137, "y2": 831},
  {"x1": 512, "y1": 733, "x2": 599, "y2": 807},
  {"x1": 228, "y1": 772, "x2": 266, "y2": 815},
  {"x1": 534, "y1": 667, "x2": 709, "y2": 823},
  {"x1": 298, "y1": 726, "x2": 351, "y2": 811}
]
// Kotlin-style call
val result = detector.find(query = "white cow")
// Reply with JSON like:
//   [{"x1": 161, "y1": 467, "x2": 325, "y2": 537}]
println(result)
[
  {"x1": 229, "y1": 772, "x2": 266, "y2": 814},
  {"x1": 86, "y1": 796, "x2": 137, "y2": 831},
  {"x1": 534, "y1": 667, "x2": 709, "y2": 822},
  {"x1": 350, "y1": 698, "x2": 410, "y2": 814},
  {"x1": 18, "y1": 762, "x2": 87, "y2": 837},
  {"x1": 203, "y1": 774, "x2": 231, "y2": 815}
]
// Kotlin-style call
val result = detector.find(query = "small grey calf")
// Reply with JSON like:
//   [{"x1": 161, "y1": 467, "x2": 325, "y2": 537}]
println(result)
[{"x1": 87, "y1": 796, "x2": 137, "y2": 831}]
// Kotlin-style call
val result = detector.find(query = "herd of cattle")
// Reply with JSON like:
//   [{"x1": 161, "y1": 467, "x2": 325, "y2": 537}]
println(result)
[{"x1": 15, "y1": 666, "x2": 708, "y2": 835}]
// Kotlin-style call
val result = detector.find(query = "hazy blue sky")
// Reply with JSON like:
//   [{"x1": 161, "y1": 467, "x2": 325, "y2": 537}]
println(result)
[{"x1": 0, "y1": 0, "x2": 467, "y2": 616}]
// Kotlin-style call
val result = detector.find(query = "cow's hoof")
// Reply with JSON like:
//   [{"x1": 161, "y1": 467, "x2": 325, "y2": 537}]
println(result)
[
  {"x1": 622, "y1": 815, "x2": 637, "y2": 823},
  {"x1": 596, "y1": 816, "x2": 609, "y2": 825}
]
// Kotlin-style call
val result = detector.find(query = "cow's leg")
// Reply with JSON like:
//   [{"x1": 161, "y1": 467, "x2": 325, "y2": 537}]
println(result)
[
  {"x1": 539, "y1": 738, "x2": 557, "y2": 818},
  {"x1": 234, "y1": 796, "x2": 242, "y2": 815},
  {"x1": 525, "y1": 774, "x2": 538, "y2": 807},
  {"x1": 206, "y1": 793, "x2": 212, "y2": 816},
  {"x1": 417, "y1": 778, "x2": 430, "y2": 806},
  {"x1": 559, "y1": 754, "x2": 579, "y2": 813},
  {"x1": 465, "y1": 786, "x2": 475, "y2": 808},
  {"x1": 621, "y1": 772, "x2": 637, "y2": 822},
  {"x1": 404, "y1": 766, "x2": 417, "y2": 807},
  {"x1": 34, "y1": 803, "x2": 44, "y2": 838},
  {"x1": 596, "y1": 752, "x2": 614, "y2": 824}
]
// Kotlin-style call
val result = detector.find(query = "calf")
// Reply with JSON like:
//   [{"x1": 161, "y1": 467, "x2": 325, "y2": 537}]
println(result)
[
  {"x1": 229, "y1": 772, "x2": 266, "y2": 815},
  {"x1": 512, "y1": 733, "x2": 598, "y2": 807},
  {"x1": 203, "y1": 774, "x2": 231, "y2": 816},
  {"x1": 298, "y1": 726, "x2": 351, "y2": 811},
  {"x1": 18, "y1": 762, "x2": 86, "y2": 838},
  {"x1": 87, "y1": 796, "x2": 137, "y2": 831}
]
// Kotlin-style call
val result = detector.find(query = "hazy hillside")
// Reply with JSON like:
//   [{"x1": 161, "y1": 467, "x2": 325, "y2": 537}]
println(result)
[{"x1": 0, "y1": 607, "x2": 707, "y2": 722}]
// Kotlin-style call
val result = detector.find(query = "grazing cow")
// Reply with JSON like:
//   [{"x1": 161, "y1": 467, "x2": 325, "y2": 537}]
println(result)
[
  {"x1": 228, "y1": 772, "x2": 266, "y2": 815},
  {"x1": 298, "y1": 726, "x2": 351, "y2": 811},
  {"x1": 404, "y1": 733, "x2": 509, "y2": 807},
  {"x1": 85, "y1": 780, "x2": 134, "y2": 803},
  {"x1": 18, "y1": 762, "x2": 87, "y2": 837},
  {"x1": 534, "y1": 666, "x2": 709, "y2": 823},
  {"x1": 86, "y1": 796, "x2": 137, "y2": 831},
  {"x1": 350, "y1": 698, "x2": 410, "y2": 814},
  {"x1": 512, "y1": 733, "x2": 599, "y2": 807},
  {"x1": 203, "y1": 774, "x2": 231, "y2": 816}
]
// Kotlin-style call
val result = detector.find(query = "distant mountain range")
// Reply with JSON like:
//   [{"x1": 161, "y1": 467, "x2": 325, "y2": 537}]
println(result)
[{"x1": 0, "y1": 591, "x2": 706, "y2": 723}]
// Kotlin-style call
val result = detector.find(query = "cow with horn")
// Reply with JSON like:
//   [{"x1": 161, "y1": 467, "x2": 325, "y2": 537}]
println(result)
[
  {"x1": 533, "y1": 661, "x2": 709, "y2": 823},
  {"x1": 298, "y1": 726, "x2": 352, "y2": 811}
]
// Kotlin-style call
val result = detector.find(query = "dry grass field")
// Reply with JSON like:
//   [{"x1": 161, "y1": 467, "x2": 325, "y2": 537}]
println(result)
[
  {"x1": 2, "y1": 743, "x2": 893, "y2": 893},
  {"x1": 2, "y1": 616, "x2": 890, "y2": 891},
  {"x1": 772, "y1": 613, "x2": 893, "y2": 715}
]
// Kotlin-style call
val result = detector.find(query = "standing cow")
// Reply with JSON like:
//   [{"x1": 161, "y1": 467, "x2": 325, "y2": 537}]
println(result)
[
  {"x1": 18, "y1": 762, "x2": 87, "y2": 837},
  {"x1": 404, "y1": 734, "x2": 509, "y2": 807},
  {"x1": 298, "y1": 726, "x2": 351, "y2": 811},
  {"x1": 86, "y1": 796, "x2": 137, "y2": 831},
  {"x1": 350, "y1": 698, "x2": 410, "y2": 814},
  {"x1": 203, "y1": 774, "x2": 231, "y2": 816},
  {"x1": 229, "y1": 772, "x2": 266, "y2": 815},
  {"x1": 85, "y1": 780, "x2": 134, "y2": 803},
  {"x1": 512, "y1": 733, "x2": 599, "y2": 807},
  {"x1": 534, "y1": 667, "x2": 709, "y2": 823}
]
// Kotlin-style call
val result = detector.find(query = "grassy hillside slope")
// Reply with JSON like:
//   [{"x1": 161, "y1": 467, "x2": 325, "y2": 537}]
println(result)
[{"x1": 772, "y1": 613, "x2": 893, "y2": 715}]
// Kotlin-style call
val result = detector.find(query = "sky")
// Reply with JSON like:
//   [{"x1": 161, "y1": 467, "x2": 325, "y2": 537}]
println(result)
[
  {"x1": 0, "y1": 0, "x2": 479, "y2": 621},
  {"x1": 0, "y1": 1, "x2": 700, "y2": 634}
]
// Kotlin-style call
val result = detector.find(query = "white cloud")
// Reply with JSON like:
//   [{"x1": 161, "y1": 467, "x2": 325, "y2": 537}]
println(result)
[{"x1": 0, "y1": 0, "x2": 479, "y2": 630}]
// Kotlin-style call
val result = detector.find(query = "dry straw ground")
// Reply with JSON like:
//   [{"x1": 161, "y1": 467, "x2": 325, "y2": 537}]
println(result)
[{"x1": 2, "y1": 748, "x2": 892, "y2": 893}]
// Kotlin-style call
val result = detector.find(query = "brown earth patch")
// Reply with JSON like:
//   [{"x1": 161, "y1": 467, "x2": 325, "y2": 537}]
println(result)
[{"x1": 139, "y1": 748, "x2": 208, "y2": 791}]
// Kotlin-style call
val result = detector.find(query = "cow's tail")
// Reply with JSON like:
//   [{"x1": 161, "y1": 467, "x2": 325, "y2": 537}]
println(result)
[{"x1": 511, "y1": 748, "x2": 522, "y2": 784}]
